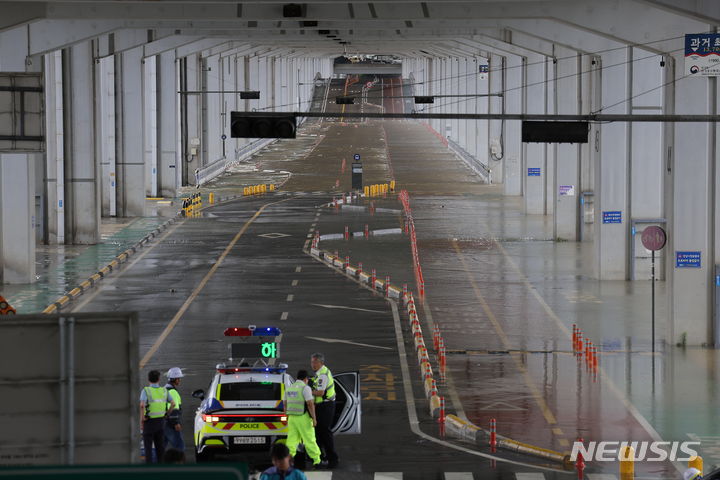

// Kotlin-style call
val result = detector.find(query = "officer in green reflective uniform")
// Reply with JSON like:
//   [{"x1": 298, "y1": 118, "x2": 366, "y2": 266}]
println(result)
[
  {"x1": 164, "y1": 367, "x2": 184, "y2": 452},
  {"x1": 284, "y1": 370, "x2": 321, "y2": 468},
  {"x1": 310, "y1": 352, "x2": 338, "y2": 468},
  {"x1": 139, "y1": 370, "x2": 176, "y2": 463}
]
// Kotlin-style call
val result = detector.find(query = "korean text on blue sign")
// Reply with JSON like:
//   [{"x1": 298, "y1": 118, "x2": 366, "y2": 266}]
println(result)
[
  {"x1": 602, "y1": 211, "x2": 622, "y2": 224},
  {"x1": 676, "y1": 251, "x2": 702, "y2": 268},
  {"x1": 685, "y1": 34, "x2": 720, "y2": 77},
  {"x1": 527, "y1": 168, "x2": 541, "y2": 177}
]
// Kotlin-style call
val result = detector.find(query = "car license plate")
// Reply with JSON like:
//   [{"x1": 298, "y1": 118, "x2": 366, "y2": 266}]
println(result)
[{"x1": 233, "y1": 437, "x2": 266, "y2": 445}]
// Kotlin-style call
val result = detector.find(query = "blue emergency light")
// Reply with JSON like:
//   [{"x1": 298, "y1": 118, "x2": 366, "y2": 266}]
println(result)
[{"x1": 253, "y1": 327, "x2": 282, "y2": 336}]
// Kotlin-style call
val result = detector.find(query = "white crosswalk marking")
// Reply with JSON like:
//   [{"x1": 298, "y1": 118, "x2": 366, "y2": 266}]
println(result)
[
  {"x1": 374, "y1": 473, "x2": 403, "y2": 480},
  {"x1": 444, "y1": 473, "x2": 474, "y2": 479},
  {"x1": 305, "y1": 472, "x2": 333, "y2": 480},
  {"x1": 515, "y1": 474, "x2": 545, "y2": 480},
  {"x1": 587, "y1": 475, "x2": 618, "y2": 480}
]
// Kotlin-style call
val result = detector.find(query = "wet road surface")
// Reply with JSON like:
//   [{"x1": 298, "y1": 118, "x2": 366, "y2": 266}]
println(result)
[{"x1": 50, "y1": 83, "x2": 706, "y2": 478}]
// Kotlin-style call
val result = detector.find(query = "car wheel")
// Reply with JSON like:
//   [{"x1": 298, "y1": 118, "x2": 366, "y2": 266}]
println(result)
[{"x1": 195, "y1": 449, "x2": 214, "y2": 463}]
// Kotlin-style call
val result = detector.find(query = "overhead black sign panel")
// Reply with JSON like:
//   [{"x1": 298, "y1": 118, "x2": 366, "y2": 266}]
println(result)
[
  {"x1": 230, "y1": 112, "x2": 296, "y2": 138},
  {"x1": 240, "y1": 91, "x2": 261, "y2": 100},
  {"x1": 414, "y1": 96, "x2": 434, "y2": 104},
  {"x1": 336, "y1": 96, "x2": 355, "y2": 104},
  {"x1": 521, "y1": 121, "x2": 589, "y2": 143}
]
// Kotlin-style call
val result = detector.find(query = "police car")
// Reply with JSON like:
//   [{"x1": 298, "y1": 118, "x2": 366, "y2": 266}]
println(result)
[{"x1": 192, "y1": 326, "x2": 361, "y2": 461}]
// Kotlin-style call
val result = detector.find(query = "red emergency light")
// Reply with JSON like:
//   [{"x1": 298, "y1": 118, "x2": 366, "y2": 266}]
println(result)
[{"x1": 224, "y1": 327, "x2": 253, "y2": 336}]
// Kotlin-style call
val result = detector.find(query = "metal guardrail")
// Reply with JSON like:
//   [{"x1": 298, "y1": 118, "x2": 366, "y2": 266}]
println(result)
[
  {"x1": 446, "y1": 136, "x2": 492, "y2": 183},
  {"x1": 196, "y1": 138, "x2": 277, "y2": 186}
]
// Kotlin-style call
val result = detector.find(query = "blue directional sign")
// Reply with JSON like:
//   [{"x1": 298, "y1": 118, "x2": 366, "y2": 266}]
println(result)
[
  {"x1": 685, "y1": 34, "x2": 720, "y2": 76},
  {"x1": 602, "y1": 211, "x2": 622, "y2": 224},
  {"x1": 676, "y1": 251, "x2": 702, "y2": 268},
  {"x1": 527, "y1": 168, "x2": 541, "y2": 177},
  {"x1": 353, "y1": 154, "x2": 361, "y2": 161}
]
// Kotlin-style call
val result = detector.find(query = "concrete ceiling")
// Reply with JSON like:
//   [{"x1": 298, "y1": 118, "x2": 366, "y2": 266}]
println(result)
[{"x1": 0, "y1": 1, "x2": 715, "y2": 59}]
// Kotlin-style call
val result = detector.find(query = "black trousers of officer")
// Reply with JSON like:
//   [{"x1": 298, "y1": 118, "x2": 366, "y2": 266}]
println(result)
[
  {"x1": 315, "y1": 401, "x2": 338, "y2": 464},
  {"x1": 142, "y1": 417, "x2": 166, "y2": 463}
]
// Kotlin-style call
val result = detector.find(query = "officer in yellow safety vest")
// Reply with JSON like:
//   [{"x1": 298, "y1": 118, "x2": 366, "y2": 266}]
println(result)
[
  {"x1": 284, "y1": 370, "x2": 322, "y2": 469},
  {"x1": 310, "y1": 352, "x2": 338, "y2": 468},
  {"x1": 139, "y1": 370, "x2": 176, "y2": 463},
  {"x1": 164, "y1": 367, "x2": 185, "y2": 452}
]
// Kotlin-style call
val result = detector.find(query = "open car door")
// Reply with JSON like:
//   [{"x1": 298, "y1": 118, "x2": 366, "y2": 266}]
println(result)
[{"x1": 331, "y1": 371, "x2": 361, "y2": 434}]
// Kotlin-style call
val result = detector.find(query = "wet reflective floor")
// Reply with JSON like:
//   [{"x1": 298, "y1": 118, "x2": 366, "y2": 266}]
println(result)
[{"x1": 9, "y1": 91, "x2": 718, "y2": 478}]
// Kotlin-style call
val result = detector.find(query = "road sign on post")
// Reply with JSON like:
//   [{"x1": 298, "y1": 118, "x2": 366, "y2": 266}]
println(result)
[{"x1": 641, "y1": 226, "x2": 667, "y2": 355}]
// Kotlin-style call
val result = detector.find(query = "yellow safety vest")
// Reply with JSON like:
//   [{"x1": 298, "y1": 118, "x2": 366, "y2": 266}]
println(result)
[
  {"x1": 286, "y1": 380, "x2": 307, "y2": 416},
  {"x1": 144, "y1": 386, "x2": 168, "y2": 419},
  {"x1": 166, "y1": 387, "x2": 181, "y2": 421},
  {"x1": 314, "y1": 366, "x2": 336, "y2": 404}
]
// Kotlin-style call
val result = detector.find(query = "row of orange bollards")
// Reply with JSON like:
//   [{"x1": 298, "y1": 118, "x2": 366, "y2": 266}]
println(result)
[
  {"x1": 399, "y1": 190, "x2": 425, "y2": 297},
  {"x1": 432, "y1": 324, "x2": 447, "y2": 380},
  {"x1": 572, "y1": 324, "x2": 599, "y2": 371}
]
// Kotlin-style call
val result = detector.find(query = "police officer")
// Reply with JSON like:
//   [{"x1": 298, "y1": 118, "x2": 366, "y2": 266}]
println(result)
[
  {"x1": 164, "y1": 367, "x2": 184, "y2": 452},
  {"x1": 139, "y1": 370, "x2": 176, "y2": 463},
  {"x1": 284, "y1": 370, "x2": 322, "y2": 469},
  {"x1": 310, "y1": 353, "x2": 338, "y2": 468}
]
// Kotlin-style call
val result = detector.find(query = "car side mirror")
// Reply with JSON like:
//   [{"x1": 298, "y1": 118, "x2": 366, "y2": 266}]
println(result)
[{"x1": 192, "y1": 389, "x2": 205, "y2": 400}]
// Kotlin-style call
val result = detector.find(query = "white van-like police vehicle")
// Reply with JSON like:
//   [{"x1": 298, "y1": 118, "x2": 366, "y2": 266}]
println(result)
[{"x1": 192, "y1": 326, "x2": 361, "y2": 462}]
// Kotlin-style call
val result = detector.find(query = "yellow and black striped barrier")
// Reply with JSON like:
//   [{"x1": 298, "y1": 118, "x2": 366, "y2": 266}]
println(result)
[
  {"x1": 182, "y1": 193, "x2": 205, "y2": 217},
  {"x1": 243, "y1": 184, "x2": 275, "y2": 196},
  {"x1": 363, "y1": 183, "x2": 394, "y2": 197}
]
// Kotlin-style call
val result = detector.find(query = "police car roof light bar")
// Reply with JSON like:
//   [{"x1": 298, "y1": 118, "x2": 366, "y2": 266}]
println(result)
[
  {"x1": 224, "y1": 326, "x2": 281, "y2": 336},
  {"x1": 215, "y1": 362, "x2": 288, "y2": 375}
]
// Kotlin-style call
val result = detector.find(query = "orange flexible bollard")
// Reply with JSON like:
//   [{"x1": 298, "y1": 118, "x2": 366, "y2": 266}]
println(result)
[
  {"x1": 576, "y1": 437, "x2": 586, "y2": 479},
  {"x1": 490, "y1": 418, "x2": 497, "y2": 453},
  {"x1": 592, "y1": 346, "x2": 598, "y2": 369},
  {"x1": 572, "y1": 324, "x2": 577, "y2": 350}
]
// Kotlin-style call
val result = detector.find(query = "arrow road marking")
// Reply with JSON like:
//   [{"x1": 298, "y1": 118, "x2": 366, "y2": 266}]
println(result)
[
  {"x1": 478, "y1": 401, "x2": 528, "y2": 411},
  {"x1": 310, "y1": 303, "x2": 386, "y2": 313},
  {"x1": 306, "y1": 336, "x2": 393, "y2": 350}
]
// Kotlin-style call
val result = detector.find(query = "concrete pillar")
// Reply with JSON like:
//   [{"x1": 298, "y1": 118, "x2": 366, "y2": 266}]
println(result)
[
  {"x1": 554, "y1": 47, "x2": 582, "y2": 240},
  {"x1": 158, "y1": 51, "x2": 178, "y2": 197},
  {"x1": 205, "y1": 54, "x2": 222, "y2": 163},
  {"x1": 63, "y1": 41, "x2": 100, "y2": 244},
  {"x1": 115, "y1": 47, "x2": 145, "y2": 216},
  {"x1": 476, "y1": 56, "x2": 490, "y2": 171},
  {"x1": 593, "y1": 48, "x2": 631, "y2": 279},
  {"x1": 44, "y1": 50, "x2": 65, "y2": 243},
  {"x1": 221, "y1": 54, "x2": 232, "y2": 148},
  {"x1": 581, "y1": 55, "x2": 600, "y2": 243},
  {"x1": 143, "y1": 55, "x2": 158, "y2": 197},
  {"x1": 629, "y1": 49, "x2": 665, "y2": 280},
  {"x1": 97, "y1": 55, "x2": 116, "y2": 217},
  {"x1": 182, "y1": 53, "x2": 201, "y2": 185},
  {"x1": 458, "y1": 58, "x2": 468, "y2": 148},
  {"x1": 0, "y1": 154, "x2": 36, "y2": 283},
  {"x1": 545, "y1": 57, "x2": 556, "y2": 218},
  {"x1": 504, "y1": 54, "x2": 523, "y2": 196},
  {"x1": 667, "y1": 51, "x2": 715, "y2": 346},
  {"x1": 488, "y1": 54, "x2": 504, "y2": 184},
  {"x1": 524, "y1": 54, "x2": 547, "y2": 214}
]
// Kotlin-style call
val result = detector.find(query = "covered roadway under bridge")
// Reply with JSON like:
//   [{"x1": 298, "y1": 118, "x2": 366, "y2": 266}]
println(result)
[{"x1": 1, "y1": 1, "x2": 720, "y2": 479}]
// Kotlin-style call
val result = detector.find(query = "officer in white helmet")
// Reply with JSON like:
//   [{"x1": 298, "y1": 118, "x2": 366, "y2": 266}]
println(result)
[
  {"x1": 684, "y1": 468, "x2": 703, "y2": 480},
  {"x1": 164, "y1": 367, "x2": 185, "y2": 452}
]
